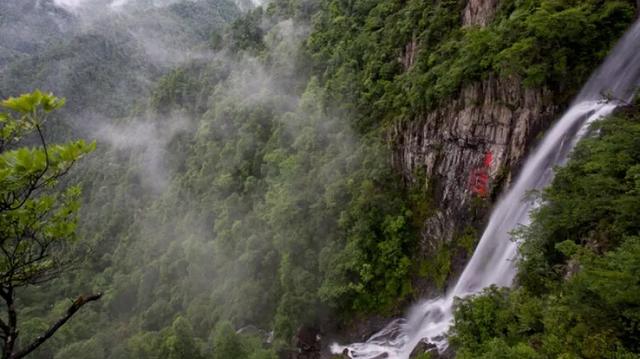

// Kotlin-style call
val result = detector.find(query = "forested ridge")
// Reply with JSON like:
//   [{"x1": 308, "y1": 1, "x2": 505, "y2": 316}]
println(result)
[{"x1": 0, "y1": 0, "x2": 638, "y2": 358}]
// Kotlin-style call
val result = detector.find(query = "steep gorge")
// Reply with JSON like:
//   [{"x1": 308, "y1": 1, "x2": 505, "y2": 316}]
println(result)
[
  {"x1": 1, "y1": 0, "x2": 639, "y2": 358},
  {"x1": 341, "y1": 17, "x2": 640, "y2": 354},
  {"x1": 379, "y1": 0, "x2": 637, "y2": 293}
]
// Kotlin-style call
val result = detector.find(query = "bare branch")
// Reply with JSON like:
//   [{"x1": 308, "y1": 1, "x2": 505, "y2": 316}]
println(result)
[{"x1": 10, "y1": 293, "x2": 102, "y2": 359}]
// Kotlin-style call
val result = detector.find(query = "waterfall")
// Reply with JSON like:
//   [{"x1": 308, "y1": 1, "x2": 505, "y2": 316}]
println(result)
[{"x1": 332, "y1": 19, "x2": 640, "y2": 359}]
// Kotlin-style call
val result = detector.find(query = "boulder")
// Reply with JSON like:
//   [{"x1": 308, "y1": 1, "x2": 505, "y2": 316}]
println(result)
[
  {"x1": 292, "y1": 326, "x2": 321, "y2": 359},
  {"x1": 409, "y1": 339, "x2": 438, "y2": 358}
]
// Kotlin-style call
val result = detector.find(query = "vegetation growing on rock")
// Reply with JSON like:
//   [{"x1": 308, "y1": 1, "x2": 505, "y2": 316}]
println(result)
[{"x1": 0, "y1": 0, "x2": 638, "y2": 357}]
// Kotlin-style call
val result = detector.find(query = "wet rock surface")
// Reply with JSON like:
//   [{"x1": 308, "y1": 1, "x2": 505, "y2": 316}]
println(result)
[
  {"x1": 409, "y1": 339, "x2": 437, "y2": 358},
  {"x1": 391, "y1": 76, "x2": 558, "y2": 265},
  {"x1": 291, "y1": 326, "x2": 321, "y2": 359}
]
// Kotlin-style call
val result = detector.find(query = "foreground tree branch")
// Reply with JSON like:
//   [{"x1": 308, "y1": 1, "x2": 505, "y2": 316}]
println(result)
[
  {"x1": 9, "y1": 293, "x2": 102, "y2": 359},
  {"x1": 0, "y1": 92, "x2": 97, "y2": 358}
]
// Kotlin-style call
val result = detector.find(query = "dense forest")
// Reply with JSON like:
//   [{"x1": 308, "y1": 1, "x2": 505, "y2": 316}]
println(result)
[{"x1": 0, "y1": 0, "x2": 639, "y2": 358}]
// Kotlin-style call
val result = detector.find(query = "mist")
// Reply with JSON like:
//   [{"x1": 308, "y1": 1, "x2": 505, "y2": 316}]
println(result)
[
  {"x1": 0, "y1": 0, "x2": 372, "y2": 357},
  {"x1": 53, "y1": 0, "x2": 263, "y2": 13},
  {"x1": 2, "y1": 1, "x2": 639, "y2": 358}
]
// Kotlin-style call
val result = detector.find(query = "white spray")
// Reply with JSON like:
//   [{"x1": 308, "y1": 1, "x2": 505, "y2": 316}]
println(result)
[{"x1": 333, "y1": 18, "x2": 640, "y2": 359}]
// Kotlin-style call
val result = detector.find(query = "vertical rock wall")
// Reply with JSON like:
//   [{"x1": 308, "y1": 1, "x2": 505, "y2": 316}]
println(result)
[
  {"x1": 391, "y1": 76, "x2": 557, "y2": 254},
  {"x1": 463, "y1": 0, "x2": 499, "y2": 26},
  {"x1": 390, "y1": 0, "x2": 564, "y2": 263}
]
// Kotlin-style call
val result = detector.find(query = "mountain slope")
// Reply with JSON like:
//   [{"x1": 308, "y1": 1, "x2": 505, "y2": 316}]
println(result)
[{"x1": 1, "y1": 0, "x2": 638, "y2": 358}]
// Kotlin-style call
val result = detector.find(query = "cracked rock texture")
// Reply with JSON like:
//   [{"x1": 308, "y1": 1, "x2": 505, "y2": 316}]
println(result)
[
  {"x1": 389, "y1": 0, "x2": 565, "y2": 259},
  {"x1": 463, "y1": 0, "x2": 499, "y2": 26},
  {"x1": 390, "y1": 75, "x2": 558, "y2": 253}
]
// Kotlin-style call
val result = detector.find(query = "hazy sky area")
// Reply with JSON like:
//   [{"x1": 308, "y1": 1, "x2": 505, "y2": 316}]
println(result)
[
  {"x1": 53, "y1": 0, "x2": 186, "y2": 9},
  {"x1": 53, "y1": 0, "x2": 262, "y2": 10},
  {"x1": 53, "y1": 0, "x2": 82, "y2": 7}
]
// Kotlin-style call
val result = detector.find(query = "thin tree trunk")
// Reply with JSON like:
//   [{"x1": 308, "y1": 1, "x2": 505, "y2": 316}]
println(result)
[{"x1": 1, "y1": 288, "x2": 17, "y2": 359}]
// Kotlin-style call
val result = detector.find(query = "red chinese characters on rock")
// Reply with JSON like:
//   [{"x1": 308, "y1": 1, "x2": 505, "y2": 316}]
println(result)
[{"x1": 469, "y1": 151, "x2": 493, "y2": 198}]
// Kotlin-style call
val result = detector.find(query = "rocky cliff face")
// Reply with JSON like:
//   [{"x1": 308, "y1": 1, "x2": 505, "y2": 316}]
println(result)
[
  {"x1": 463, "y1": 0, "x2": 499, "y2": 26},
  {"x1": 389, "y1": 0, "x2": 563, "y2": 276},
  {"x1": 391, "y1": 76, "x2": 558, "y2": 256}
]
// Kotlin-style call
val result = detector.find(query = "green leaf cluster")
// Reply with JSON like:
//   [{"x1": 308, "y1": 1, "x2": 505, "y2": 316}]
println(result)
[{"x1": 0, "y1": 91, "x2": 94, "y2": 288}]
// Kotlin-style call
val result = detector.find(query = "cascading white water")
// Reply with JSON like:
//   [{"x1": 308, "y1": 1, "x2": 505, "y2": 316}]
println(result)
[{"x1": 332, "y1": 19, "x2": 640, "y2": 359}]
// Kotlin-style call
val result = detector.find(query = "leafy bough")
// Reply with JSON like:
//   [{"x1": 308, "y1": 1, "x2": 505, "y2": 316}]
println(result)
[{"x1": 0, "y1": 91, "x2": 98, "y2": 359}]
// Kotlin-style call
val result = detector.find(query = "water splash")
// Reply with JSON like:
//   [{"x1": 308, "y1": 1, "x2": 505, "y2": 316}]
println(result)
[{"x1": 333, "y1": 18, "x2": 640, "y2": 359}]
